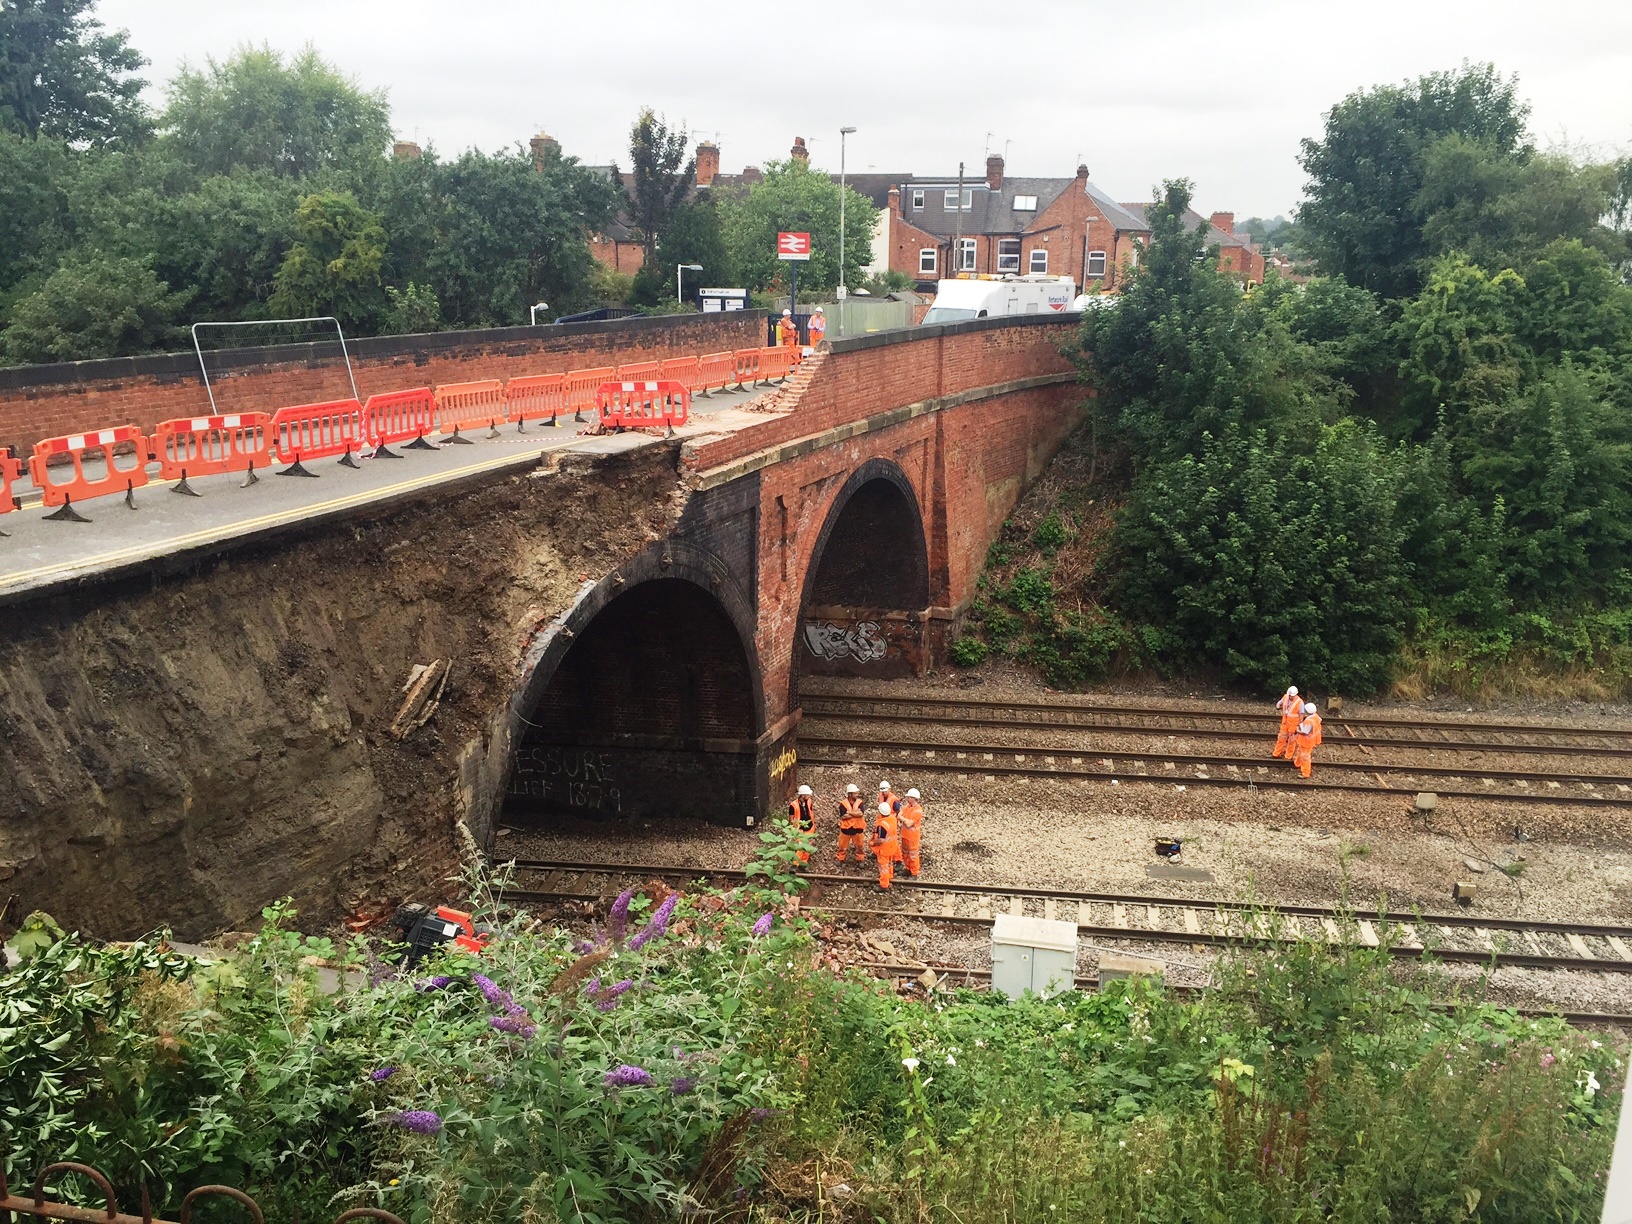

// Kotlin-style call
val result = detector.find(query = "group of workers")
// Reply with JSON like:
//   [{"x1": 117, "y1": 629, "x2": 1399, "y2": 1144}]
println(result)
[
  {"x1": 775, "y1": 307, "x2": 825, "y2": 347},
  {"x1": 787, "y1": 779, "x2": 923, "y2": 890},
  {"x1": 1273, "y1": 686, "x2": 1324, "y2": 777}
]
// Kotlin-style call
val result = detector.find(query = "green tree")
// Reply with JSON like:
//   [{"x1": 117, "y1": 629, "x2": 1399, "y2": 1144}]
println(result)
[
  {"x1": 636, "y1": 189, "x2": 732, "y2": 306},
  {"x1": 380, "y1": 281, "x2": 441, "y2": 334},
  {"x1": 268, "y1": 191, "x2": 386, "y2": 329},
  {"x1": 612, "y1": 108, "x2": 693, "y2": 264},
  {"x1": 0, "y1": 0, "x2": 148, "y2": 145},
  {"x1": 718, "y1": 158, "x2": 876, "y2": 295},
  {"x1": 1297, "y1": 63, "x2": 1530, "y2": 299},
  {"x1": 1394, "y1": 253, "x2": 1528, "y2": 435},
  {"x1": 147, "y1": 169, "x2": 301, "y2": 321},
  {"x1": 0, "y1": 131, "x2": 79, "y2": 299},
  {"x1": 161, "y1": 45, "x2": 389, "y2": 183},
  {"x1": 0, "y1": 252, "x2": 186, "y2": 364}
]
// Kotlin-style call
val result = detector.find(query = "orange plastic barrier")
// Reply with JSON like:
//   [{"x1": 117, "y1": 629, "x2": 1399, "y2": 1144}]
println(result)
[
  {"x1": 757, "y1": 345, "x2": 800, "y2": 382},
  {"x1": 616, "y1": 360, "x2": 661, "y2": 382},
  {"x1": 271, "y1": 398, "x2": 368, "y2": 470},
  {"x1": 0, "y1": 447, "x2": 23, "y2": 516},
  {"x1": 563, "y1": 366, "x2": 615, "y2": 422},
  {"x1": 731, "y1": 348, "x2": 761, "y2": 387},
  {"x1": 505, "y1": 373, "x2": 570, "y2": 428},
  {"x1": 29, "y1": 426, "x2": 150, "y2": 510},
  {"x1": 151, "y1": 413, "x2": 273, "y2": 481},
  {"x1": 659, "y1": 356, "x2": 701, "y2": 394},
  {"x1": 434, "y1": 379, "x2": 506, "y2": 441},
  {"x1": 366, "y1": 387, "x2": 438, "y2": 453},
  {"x1": 696, "y1": 351, "x2": 736, "y2": 393},
  {"x1": 597, "y1": 380, "x2": 691, "y2": 435}
]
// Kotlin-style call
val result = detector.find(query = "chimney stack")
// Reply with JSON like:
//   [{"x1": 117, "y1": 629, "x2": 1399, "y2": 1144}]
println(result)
[
  {"x1": 696, "y1": 140, "x2": 719, "y2": 187},
  {"x1": 790, "y1": 136, "x2": 809, "y2": 163},
  {"x1": 1075, "y1": 163, "x2": 1090, "y2": 185},
  {"x1": 888, "y1": 185, "x2": 901, "y2": 215},
  {"x1": 1210, "y1": 211, "x2": 1236, "y2": 236},
  {"x1": 393, "y1": 140, "x2": 421, "y2": 161},
  {"x1": 529, "y1": 131, "x2": 561, "y2": 171},
  {"x1": 741, "y1": 165, "x2": 763, "y2": 185},
  {"x1": 986, "y1": 154, "x2": 1004, "y2": 190}
]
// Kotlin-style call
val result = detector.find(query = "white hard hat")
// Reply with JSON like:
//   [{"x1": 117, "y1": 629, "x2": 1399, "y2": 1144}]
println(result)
[
  {"x1": 814, "y1": 305, "x2": 824, "y2": 313},
  {"x1": 878, "y1": 801, "x2": 892, "y2": 816},
  {"x1": 845, "y1": 784, "x2": 859, "y2": 793},
  {"x1": 1288, "y1": 686, "x2": 1298, "y2": 696},
  {"x1": 878, "y1": 781, "x2": 890, "y2": 791},
  {"x1": 1304, "y1": 703, "x2": 1316, "y2": 714},
  {"x1": 906, "y1": 788, "x2": 920, "y2": 799},
  {"x1": 782, "y1": 308, "x2": 792, "y2": 316},
  {"x1": 797, "y1": 784, "x2": 813, "y2": 796}
]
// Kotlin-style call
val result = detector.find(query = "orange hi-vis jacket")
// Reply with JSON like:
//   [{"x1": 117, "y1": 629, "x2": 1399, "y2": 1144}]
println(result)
[
  {"x1": 1304, "y1": 712, "x2": 1323, "y2": 748},
  {"x1": 788, "y1": 794, "x2": 815, "y2": 834},
  {"x1": 897, "y1": 797, "x2": 924, "y2": 846},
  {"x1": 872, "y1": 811, "x2": 902, "y2": 862},
  {"x1": 781, "y1": 320, "x2": 800, "y2": 348},
  {"x1": 877, "y1": 789, "x2": 899, "y2": 815},
  {"x1": 1274, "y1": 691, "x2": 1302, "y2": 757},
  {"x1": 837, "y1": 794, "x2": 867, "y2": 832}
]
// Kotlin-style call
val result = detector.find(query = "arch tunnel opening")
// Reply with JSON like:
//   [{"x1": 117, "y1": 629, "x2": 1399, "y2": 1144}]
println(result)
[
  {"x1": 504, "y1": 578, "x2": 762, "y2": 825},
  {"x1": 798, "y1": 473, "x2": 932, "y2": 690}
]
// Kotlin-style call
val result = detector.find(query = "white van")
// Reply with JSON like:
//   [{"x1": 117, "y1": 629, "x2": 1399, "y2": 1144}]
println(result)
[{"x1": 920, "y1": 275, "x2": 1079, "y2": 325}]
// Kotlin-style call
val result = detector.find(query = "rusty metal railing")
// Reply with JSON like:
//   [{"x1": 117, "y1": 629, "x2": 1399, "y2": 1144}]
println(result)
[{"x1": 0, "y1": 1159, "x2": 406, "y2": 1224}]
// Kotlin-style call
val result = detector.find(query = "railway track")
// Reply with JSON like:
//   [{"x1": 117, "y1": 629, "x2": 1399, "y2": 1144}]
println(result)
[
  {"x1": 499, "y1": 857, "x2": 1632, "y2": 976},
  {"x1": 799, "y1": 692, "x2": 1632, "y2": 758}
]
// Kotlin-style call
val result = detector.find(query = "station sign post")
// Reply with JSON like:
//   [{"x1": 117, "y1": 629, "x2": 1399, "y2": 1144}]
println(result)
[{"x1": 777, "y1": 231, "x2": 811, "y2": 328}]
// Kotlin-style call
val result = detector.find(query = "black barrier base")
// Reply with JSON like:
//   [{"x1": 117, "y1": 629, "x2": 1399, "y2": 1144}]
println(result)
[
  {"x1": 486, "y1": 420, "x2": 502, "y2": 439},
  {"x1": 278, "y1": 457, "x2": 320, "y2": 477},
  {"x1": 371, "y1": 444, "x2": 403, "y2": 460},
  {"x1": 573, "y1": 409, "x2": 586, "y2": 423},
  {"x1": 43, "y1": 498, "x2": 91, "y2": 522},
  {"x1": 446, "y1": 427, "x2": 475, "y2": 445},
  {"x1": 242, "y1": 462, "x2": 260, "y2": 487},
  {"x1": 547, "y1": 414, "x2": 559, "y2": 428},
  {"x1": 124, "y1": 481, "x2": 137, "y2": 510},
  {"x1": 338, "y1": 450, "x2": 360, "y2": 469},
  {"x1": 404, "y1": 432, "x2": 438, "y2": 451},
  {"x1": 516, "y1": 418, "x2": 527, "y2": 433},
  {"x1": 172, "y1": 471, "x2": 202, "y2": 497}
]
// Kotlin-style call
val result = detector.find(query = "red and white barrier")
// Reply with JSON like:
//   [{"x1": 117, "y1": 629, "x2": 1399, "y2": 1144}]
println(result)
[
  {"x1": 29, "y1": 426, "x2": 150, "y2": 512},
  {"x1": 597, "y1": 380, "x2": 691, "y2": 435}
]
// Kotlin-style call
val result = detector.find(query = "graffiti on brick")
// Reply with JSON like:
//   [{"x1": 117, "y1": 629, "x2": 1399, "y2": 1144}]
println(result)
[
  {"x1": 768, "y1": 746, "x2": 798, "y2": 781},
  {"x1": 509, "y1": 746, "x2": 621, "y2": 811},
  {"x1": 803, "y1": 619, "x2": 888, "y2": 663}
]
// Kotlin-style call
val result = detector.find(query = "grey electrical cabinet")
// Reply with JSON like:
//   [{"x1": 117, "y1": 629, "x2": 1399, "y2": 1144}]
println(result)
[{"x1": 990, "y1": 913, "x2": 1078, "y2": 999}]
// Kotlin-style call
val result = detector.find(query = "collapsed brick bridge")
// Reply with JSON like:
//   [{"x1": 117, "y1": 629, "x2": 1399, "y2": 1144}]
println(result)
[
  {"x1": 486, "y1": 316, "x2": 1083, "y2": 839},
  {"x1": 0, "y1": 312, "x2": 1083, "y2": 938}
]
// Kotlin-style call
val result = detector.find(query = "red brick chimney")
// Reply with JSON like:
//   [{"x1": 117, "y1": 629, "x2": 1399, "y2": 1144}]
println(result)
[
  {"x1": 696, "y1": 140, "x2": 719, "y2": 187},
  {"x1": 790, "y1": 136, "x2": 809, "y2": 163},
  {"x1": 741, "y1": 165, "x2": 763, "y2": 185},
  {"x1": 529, "y1": 131, "x2": 560, "y2": 171},
  {"x1": 986, "y1": 154, "x2": 1004, "y2": 190},
  {"x1": 1075, "y1": 163, "x2": 1090, "y2": 186},
  {"x1": 1210, "y1": 211, "x2": 1236, "y2": 236},
  {"x1": 393, "y1": 140, "x2": 421, "y2": 161},
  {"x1": 888, "y1": 185, "x2": 901, "y2": 215}
]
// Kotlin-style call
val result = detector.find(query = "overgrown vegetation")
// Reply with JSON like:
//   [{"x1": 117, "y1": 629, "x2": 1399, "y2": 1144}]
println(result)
[
  {"x1": 3, "y1": 855, "x2": 1622, "y2": 1222},
  {"x1": 956, "y1": 65, "x2": 1632, "y2": 699}
]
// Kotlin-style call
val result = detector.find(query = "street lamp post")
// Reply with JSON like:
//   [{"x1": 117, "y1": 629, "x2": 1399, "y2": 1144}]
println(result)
[
  {"x1": 530, "y1": 301, "x2": 549, "y2": 326},
  {"x1": 677, "y1": 264, "x2": 703, "y2": 308},
  {"x1": 838, "y1": 125, "x2": 856, "y2": 337}
]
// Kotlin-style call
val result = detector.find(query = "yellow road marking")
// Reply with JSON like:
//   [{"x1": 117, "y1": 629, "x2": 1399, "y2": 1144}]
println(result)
[{"x1": 0, "y1": 443, "x2": 571, "y2": 588}]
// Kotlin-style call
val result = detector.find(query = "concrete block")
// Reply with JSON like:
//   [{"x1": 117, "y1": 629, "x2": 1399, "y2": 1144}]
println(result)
[
  {"x1": 1453, "y1": 881, "x2": 1478, "y2": 904},
  {"x1": 1416, "y1": 792, "x2": 1438, "y2": 813},
  {"x1": 1099, "y1": 953, "x2": 1165, "y2": 987}
]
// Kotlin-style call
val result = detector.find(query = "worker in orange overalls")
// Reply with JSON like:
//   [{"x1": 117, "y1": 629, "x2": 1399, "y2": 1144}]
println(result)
[
  {"x1": 779, "y1": 309, "x2": 799, "y2": 347},
  {"x1": 836, "y1": 784, "x2": 868, "y2": 862},
  {"x1": 871, "y1": 800, "x2": 902, "y2": 890},
  {"x1": 897, "y1": 787, "x2": 925, "y2": 878},
  {"x1": 1293, "y1": 702, "x2": 1324, "y2": 779},
  {"x1": 788, "y1": 784, "x2": 816, "y2": 865},
  {"x1": 1273, "y1": 685, "x2": 1301, "y2": 759},
  {"x1": 876, "y1": 780, "x2": 899, "y2": 816}
]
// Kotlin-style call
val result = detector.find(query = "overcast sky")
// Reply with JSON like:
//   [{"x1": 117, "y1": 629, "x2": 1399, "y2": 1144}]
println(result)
[{"x1": 98, "y1": 0, "x2": 1632, "y2": 219}]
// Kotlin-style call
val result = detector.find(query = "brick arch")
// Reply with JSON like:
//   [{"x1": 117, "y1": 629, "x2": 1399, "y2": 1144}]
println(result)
[
  {"x1": 799, "y1": 458, "x2": 931, "y2": 613},
  {"x1": 499, "y1": 542, "x2": 768, "y2": 827}
]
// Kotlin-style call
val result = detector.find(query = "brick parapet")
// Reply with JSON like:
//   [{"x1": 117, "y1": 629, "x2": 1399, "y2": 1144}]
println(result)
[{"x1": 0, "y1": 312, "x2": 765, "y2": 456}]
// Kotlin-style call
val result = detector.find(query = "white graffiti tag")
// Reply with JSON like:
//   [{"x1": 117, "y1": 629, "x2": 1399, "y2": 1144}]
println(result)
[{"x1": 804, "y1": 620, "x2": 889, "y2": 663}]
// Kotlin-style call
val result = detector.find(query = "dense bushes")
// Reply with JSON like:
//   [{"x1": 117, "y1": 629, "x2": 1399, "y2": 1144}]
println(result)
[{"x1": 2, "y1": 860, "x2": 1622, "y2": 1222}]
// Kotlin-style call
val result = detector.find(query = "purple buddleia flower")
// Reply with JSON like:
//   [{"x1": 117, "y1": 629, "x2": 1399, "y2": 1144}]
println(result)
[
  {"x1": 489, "y1": 1014, "x2": 538, "y2": 1038},
  {"x1": 394, "y1": 1110, "x2": 442, "y2": 1135},
  {"x1": 471, "y1": 973, "x2": 514, "y2": 1012},
  {"x1": 369, "y1": 1067, "x2": 398, "y2": 1082},
  {"x1": 574, "y1": 939, "x2": 596, "y2": 954},
  {"x1": 752, "y1": 913, "x2": 774, "y2": 938},
  {"x1": 604, "y1": 1064, "x2": 655, "y2": 1088},
  {"x1": 671, "y1": 1076, "x2": 697, "y2": 1095},
  {"x1": 629, "y1": 893, "x2": 680, "y2": 950},
  {"x1": 749, "y1": 1107, "x2": 778, "y2": 1122},
  {"x1": 417, "y1": 975, "x2": 453, "y2": 992},
  {"x1": 608, "y1": 888, "x2": 635, "y2": 941},
  {"x1": 584, "y1": 977, "x2": 602, "y2": 996}
]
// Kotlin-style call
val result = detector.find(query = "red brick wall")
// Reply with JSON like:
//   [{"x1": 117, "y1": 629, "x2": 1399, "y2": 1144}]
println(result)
[{"x1": 0, "y1": 313, "x2": 762, "y2": 456}]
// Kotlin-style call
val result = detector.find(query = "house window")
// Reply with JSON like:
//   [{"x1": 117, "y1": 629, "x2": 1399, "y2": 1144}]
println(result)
[
  {"x1": 919, "y1": 247, "x2": 937, "y2": 275},
  {"x1": 1029, "y1": 248, "x2": 1049, "y2": 273},
  {"x1": 1013, "y1": 194, "x2": 1038, "y2": 211},
  {"x1": 997, "y1": 238, "x2": 1021, "y2": 273},
  {"x1": 911, "y1": 189, "x2": 924, "y2": 210},
  {"x1": 944, "y1": 188, "x2": 972, "y2": 211},
  {"x1": 957, "y1": 238, "x2": 977, "y2": 271},
  {"x1": 1087, "y1": 249, "x2": 1107, "y2": 278}
]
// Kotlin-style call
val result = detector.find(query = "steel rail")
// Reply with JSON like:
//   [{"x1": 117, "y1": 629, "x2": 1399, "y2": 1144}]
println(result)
[
  {"x1": 801, "y1": 700, "x2": 1632, "y2": 759},
  {"x1": 796, "y1": 739, "x2": 1631, "y2": 805},
  {"x1": 799, "y1": 688, "x2": 1632, "y2": 743}
]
